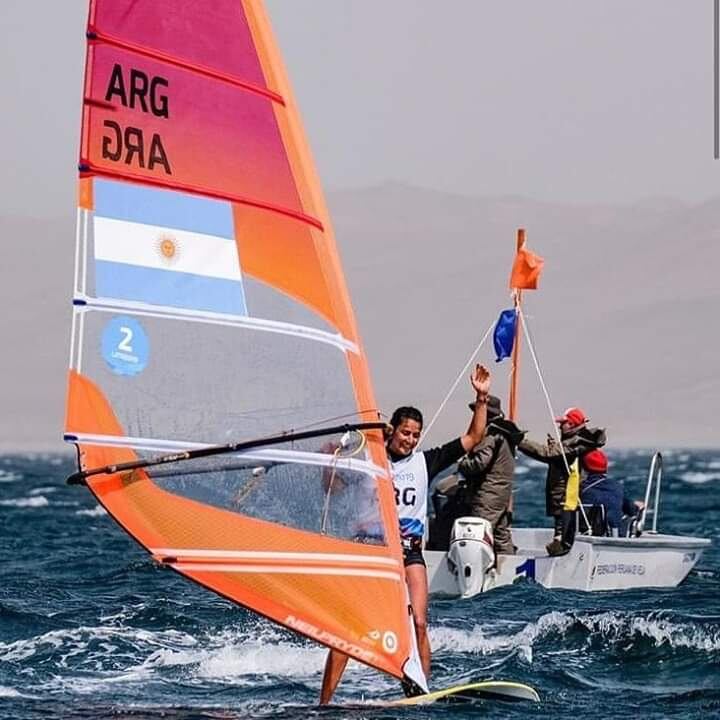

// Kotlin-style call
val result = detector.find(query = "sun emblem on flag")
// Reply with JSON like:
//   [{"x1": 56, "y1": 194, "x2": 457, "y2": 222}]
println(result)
[{"x1": 156, "y1": 234, "x2": 180, "y2": 264}]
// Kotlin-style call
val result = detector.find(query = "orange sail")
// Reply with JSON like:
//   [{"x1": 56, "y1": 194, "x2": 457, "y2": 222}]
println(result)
[{"x1": 65, "y1": 0, "x2": 424, "y2": 688}]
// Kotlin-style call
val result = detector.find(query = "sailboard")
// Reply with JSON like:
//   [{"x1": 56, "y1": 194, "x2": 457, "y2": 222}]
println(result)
[
  {"x1": 65, "y1": 0, "x2": 426, "y2": 693},
  {"x1": 390, "y1": 680, "x2": 540, "y2": 705}
]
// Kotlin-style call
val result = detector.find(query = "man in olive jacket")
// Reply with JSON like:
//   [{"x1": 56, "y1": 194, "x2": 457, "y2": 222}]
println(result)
[
  {"x1": 518, "y1": 407, "x2": 606, "y2": 555},
  {"x1": 457, "y1": 395, "x2": 526, "y2": 555}
]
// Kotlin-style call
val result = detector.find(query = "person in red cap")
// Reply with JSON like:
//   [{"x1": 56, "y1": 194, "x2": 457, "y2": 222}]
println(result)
[
  {"x1": 556, "y1": 407, "x2": 588, "y2": 427},
  {"x1": 518, "y1": 406, "x2": 606, "y2": 556},
  {"x1": 580, "y1": 450, "x2": 644, "y2": 533}
]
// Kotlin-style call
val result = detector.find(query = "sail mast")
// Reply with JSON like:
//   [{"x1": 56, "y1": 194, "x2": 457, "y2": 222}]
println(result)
[{"x1": 508, "y1": 228, "x2": 525, "y2": 421}]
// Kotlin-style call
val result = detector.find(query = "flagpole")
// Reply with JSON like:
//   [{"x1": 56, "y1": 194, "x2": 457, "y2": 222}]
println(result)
[{"x1": 508, "y1": 228, "x2": 525, "y2": 422}]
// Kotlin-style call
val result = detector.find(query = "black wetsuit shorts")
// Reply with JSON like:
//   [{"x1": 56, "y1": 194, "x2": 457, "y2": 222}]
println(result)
[{"x1": 401, "y1": 536, "x2": 425, "y2": 567}]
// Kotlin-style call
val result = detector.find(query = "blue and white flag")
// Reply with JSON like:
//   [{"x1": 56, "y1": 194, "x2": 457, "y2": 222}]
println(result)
[
  {"x1": 493, "y1": 309, "x2": 517, "y2": 362},
  {"x1": 92, "y1": 179, "x2": 247, "y2": 316}
]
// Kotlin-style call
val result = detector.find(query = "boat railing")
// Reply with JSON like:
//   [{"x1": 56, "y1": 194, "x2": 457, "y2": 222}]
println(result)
[{"x1": 636, "y1": 451, "x2": 663, "y2": 535}]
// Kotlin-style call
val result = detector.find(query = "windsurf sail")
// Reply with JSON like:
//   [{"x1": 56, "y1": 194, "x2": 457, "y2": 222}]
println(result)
[{"x1": 65, "y1": 0, "x2": 425, "y2": 689}]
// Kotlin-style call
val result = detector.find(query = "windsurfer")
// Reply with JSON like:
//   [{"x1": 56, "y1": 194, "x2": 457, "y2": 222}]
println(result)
[
  {"x1": 319, "y1": 364, "x2": 491, "y2": 703},
  {"x1": 517, "y1": 407, "x2": 606, "y2": 556}
]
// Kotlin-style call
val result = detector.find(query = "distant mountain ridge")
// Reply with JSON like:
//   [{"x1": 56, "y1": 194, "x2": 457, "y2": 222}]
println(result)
[
  {"x1": 328, "y1": 184, "x2": 720, "y2": 448},
  {"x1": 1, "y1": 185, "x2": 718, "y2": 450}
]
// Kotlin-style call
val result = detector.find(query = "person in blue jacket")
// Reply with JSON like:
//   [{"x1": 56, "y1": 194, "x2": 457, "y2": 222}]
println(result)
[{"x1": 580, "y1": 450, "x2": 643, "y2": 533}]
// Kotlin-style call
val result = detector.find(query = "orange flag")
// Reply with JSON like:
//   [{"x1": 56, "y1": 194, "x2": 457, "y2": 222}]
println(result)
[{"x1": 509, "y1": 247, "x2": 544, "y2": 290}]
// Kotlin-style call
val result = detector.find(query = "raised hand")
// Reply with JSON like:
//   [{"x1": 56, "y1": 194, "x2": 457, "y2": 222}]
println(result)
[{"x1": 470, "y1": 364, "x2": 491, "y2": 398}]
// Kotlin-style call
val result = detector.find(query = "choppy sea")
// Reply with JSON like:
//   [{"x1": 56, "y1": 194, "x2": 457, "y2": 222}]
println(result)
[{"x1": 1, "y1": 449, "x2": 718, "y2": 720}]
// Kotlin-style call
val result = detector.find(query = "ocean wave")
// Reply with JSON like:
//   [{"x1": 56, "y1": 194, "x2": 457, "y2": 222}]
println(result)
[
  {"x1": 0, "y1": 685, "x2": 38, "y2": 698},
  {"x1": 0, "y1": 496, "x2": 49, "y2": 508},
  {"x1": 75, "y1": 505, "x2": 107, "y2": 517},
  {"x1": 0, "y1": 469, "x2": 22, "y2": 482},
  {"x1": 431, "y1": 611, "x2": 571, "y2": 661},
  {"x1": 0, "y1": 624, "x2": 197, "y2": 664},
  {"x1": 0, "y1": 621, "x2": 329, "y2": 689},
  {"x1": 680, "y1": 471, "x2": 720, "y2": 485},
  {"x1": 96, "y1": 627, "x2": 327, "y2": 683},
  {"x1": 431, "y1": 610, "x2": 720, "y2": 659},
  {"x1": 30, "y1": 486, "x2": 57, "y2": 495},
  {"x1": 576, "y1": 612, "x2": 720, "y2": 652}
]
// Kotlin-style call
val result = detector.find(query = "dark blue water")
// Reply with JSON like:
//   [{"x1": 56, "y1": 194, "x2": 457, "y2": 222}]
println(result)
[{"x1": 1, "y1": 450, "x2": 718, "y2": 720}]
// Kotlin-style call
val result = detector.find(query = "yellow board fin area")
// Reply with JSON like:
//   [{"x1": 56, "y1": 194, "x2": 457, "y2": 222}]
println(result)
[{"x1": 390, "y1": 680, "x2": 540, "y2": 705}]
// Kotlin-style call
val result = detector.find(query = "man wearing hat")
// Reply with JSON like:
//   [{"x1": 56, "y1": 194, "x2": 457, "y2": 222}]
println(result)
[
  {"x1": 455, "y1": 395, "x2": 526, "y2": 555},
  {"x1": 518, "y1": 407, "x2": 606, "y2": 556}
]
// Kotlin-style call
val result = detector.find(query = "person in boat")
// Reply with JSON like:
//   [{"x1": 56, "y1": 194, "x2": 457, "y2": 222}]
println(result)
[
  {"x1": 517, "y1": 407, "x2": 606, "y2": 556},
  {"x1": 579, "y1": 449, "x2": 644, "y2": 535},
  {"x1": 319, "y1": 363, "x2": 492, "y2": 704},
  {"x1": 428, "y1": 396, "x2": 525, "y2": 553},
  {"x1": 454, "y1": 395, "x2": 526, "y2": 555}
]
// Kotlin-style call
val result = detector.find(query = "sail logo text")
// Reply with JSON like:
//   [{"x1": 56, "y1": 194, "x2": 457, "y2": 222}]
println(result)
[
  {"x1": 284, "y1": 615, "x2": 377, "y2": 663},
  {"x1": 101, "y1": 63, "x2": 172, "y2": 175}
]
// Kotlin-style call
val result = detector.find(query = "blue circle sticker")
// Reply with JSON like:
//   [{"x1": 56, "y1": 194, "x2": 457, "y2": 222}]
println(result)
[{"x1": 101, "y1": 316, "x2": 150, "y2": 376}]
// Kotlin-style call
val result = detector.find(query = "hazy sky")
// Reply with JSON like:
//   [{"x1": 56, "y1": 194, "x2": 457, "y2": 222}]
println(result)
[
  {"x1": 1, "y1": 2, "x2": 719, "y2": 450},
  {"x1": 1, "y1": 1, "x2": 718, "y2": 220}
]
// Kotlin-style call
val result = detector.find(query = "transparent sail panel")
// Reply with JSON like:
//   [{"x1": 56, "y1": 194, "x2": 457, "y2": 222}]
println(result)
[
  {"x1": 141, "y1": 441, "x2": 386, "y2": 544},
  {"x1": 74, "y1": 311, "x2": 359, "y2": 443}
]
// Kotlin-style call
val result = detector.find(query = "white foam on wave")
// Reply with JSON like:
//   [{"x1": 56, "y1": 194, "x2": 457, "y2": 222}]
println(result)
[
  {"x1": 0, "y1": 469, "x2": 22, "y2": 483},
  {"x1": 120, "y1": 630, "x2": 329, "y2": 683},
  {"x1": 680, "y1": 471, "x2": 720, "y2": 485},
  {"x1": 0, "y1": 685, "x2": 40, "y2": 699},
  {"x1": 431, "y1": 611, "x2": 572, "y2": 662},
  {"x1": 76, "y1": 504, "x2": 107, "y2": 517},
  {"x1": 30, "y1": 486, "x2": 57, "y2": 495},
  {"x1": 1, "y1": 619, "x2": 332, "y2": 695},
  {"x1": 576, "y1": 612, "x2": 720, "y2": 652},
  {"x1": 0, "y1": 496, "x2": 49, "y2": 508},
  {"x1": 0, "y1": 624, "x2": 196, "y2": 664},
  {"x1": 196, "y1": 633, "x2": 327, "y2": 679},
  {"x1": 431, "y1": 610, "x2": 720, "y2": 659}
]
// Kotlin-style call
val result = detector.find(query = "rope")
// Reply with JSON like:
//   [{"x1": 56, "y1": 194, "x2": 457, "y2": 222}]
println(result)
[
  {"x1": 418, "y1": 319, "x2": 496, "y2": 448},
  {"x1": 518, "y1": 306, "x2": 569, "y2": 474},
  {"x1": 519, "y1": 307, "x2": 591, "y2": 532},
  {"x1": 320, "y1": 430, "x2": 368, "y2": 534}
]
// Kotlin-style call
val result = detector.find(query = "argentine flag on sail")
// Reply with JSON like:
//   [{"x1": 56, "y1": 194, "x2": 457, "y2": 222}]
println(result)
[{"x1": 92, "y1": 179, "x2": 247, "y2": 315}]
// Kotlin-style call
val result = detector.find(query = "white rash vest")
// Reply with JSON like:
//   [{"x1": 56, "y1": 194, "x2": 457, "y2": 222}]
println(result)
[{"x1": 389, "y1": 438, "x2": 466, "y2": 539}]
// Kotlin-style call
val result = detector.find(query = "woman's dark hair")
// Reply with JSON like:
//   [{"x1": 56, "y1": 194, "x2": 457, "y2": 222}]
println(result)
[{"x1": 389, "y1": 406, "x2": 424, "y2": 430}]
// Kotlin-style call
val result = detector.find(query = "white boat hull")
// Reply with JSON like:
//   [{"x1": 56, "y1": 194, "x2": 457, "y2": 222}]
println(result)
[{"x1": 426, "y1": 527, "x2": 711, "y2": 596}]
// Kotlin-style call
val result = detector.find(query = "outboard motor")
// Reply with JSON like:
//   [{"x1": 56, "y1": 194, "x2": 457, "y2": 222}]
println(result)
[{"x1": 446, "y1": 517, "x2": 495, "y2": 598}]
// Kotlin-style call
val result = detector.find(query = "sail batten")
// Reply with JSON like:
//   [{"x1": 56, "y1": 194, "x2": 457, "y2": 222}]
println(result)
[
  {"x1": 86, "y1": 28, "x2": 286, "y2": 104},
  {"x1": 72, "y1": 298, "x2": 359, "y2": 354},
  {"x1": 79, "y1": 165, "x2": 324, "y2": 230}
]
